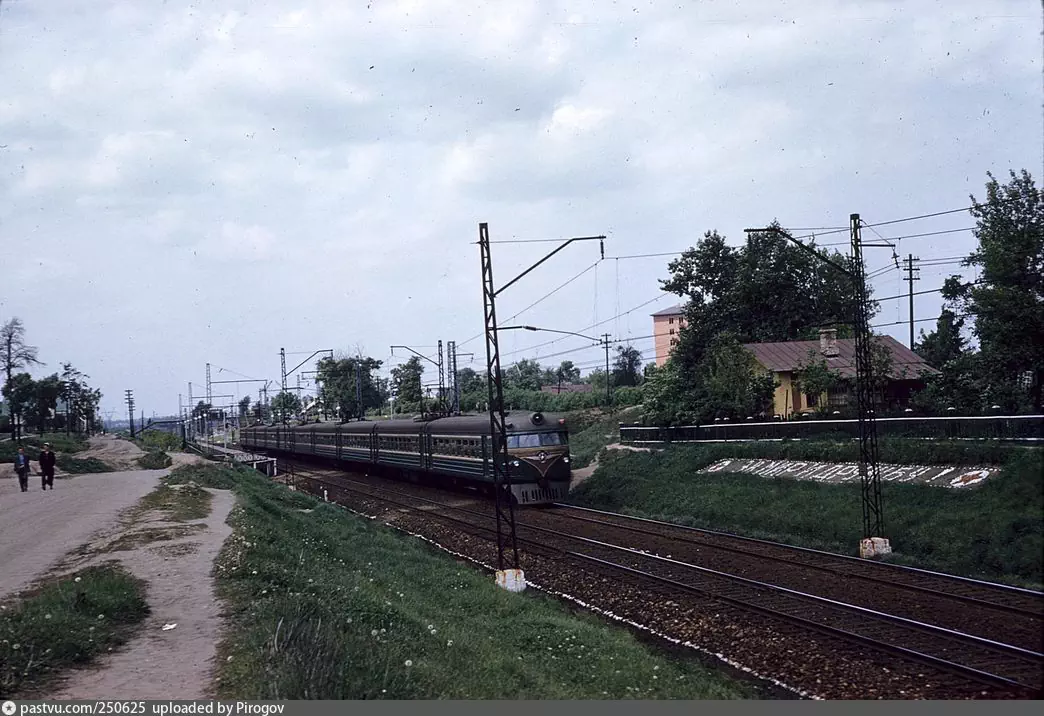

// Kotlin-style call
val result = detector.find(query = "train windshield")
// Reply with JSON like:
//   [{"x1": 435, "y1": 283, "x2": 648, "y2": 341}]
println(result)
[{"x1": 506, "y1": 432, "x2": 568, "y2": 448}]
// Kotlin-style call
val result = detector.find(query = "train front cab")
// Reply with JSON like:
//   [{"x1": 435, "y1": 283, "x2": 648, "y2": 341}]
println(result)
[{"x1": 505, "y1": 423, "x2": 571, "y2": 506}]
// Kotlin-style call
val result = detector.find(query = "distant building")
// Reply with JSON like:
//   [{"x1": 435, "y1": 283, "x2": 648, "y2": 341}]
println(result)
[
  {"x1": 652, "y1": 305, "x2": 686, "y2": 367},
  {"x1": 743, "y1": 329, "x2": 939, "y2": 418},
  {"x1": 541, "y1": 383, "x2": 593, "y2": 394}
]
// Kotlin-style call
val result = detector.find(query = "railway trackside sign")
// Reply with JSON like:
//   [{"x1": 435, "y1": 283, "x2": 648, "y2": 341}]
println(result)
[{"x1": 699, "y1": 458, "x2": 1002, "y2": 488}]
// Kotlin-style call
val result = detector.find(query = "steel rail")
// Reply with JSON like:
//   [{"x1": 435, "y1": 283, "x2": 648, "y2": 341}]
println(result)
[
  {"x1": 554, "y1": 503, "x2": 1044, "y2": 599},
  {"x1": 546, "y1": 506, "x2": 1044, "y2": 619},
  {"x1": 286, "y1": 466, "x2": 1043, "y2": 694}
]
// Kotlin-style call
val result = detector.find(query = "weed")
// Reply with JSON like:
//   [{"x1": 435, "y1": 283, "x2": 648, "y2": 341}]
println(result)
[
  {"x1": 56, "y1": 456, "x2": 113, "y2": 474},
  {"x1": 0, "y1": 564, "x2": 149, "y2": 698},
  {"x1": 137, "y1": 482, "x2": 212, "y2": 522}
]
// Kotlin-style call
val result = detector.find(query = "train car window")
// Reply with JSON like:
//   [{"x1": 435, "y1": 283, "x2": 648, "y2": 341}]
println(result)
[
  {"x1": 513, "y1": 434, "x2": 541, "y2": 448},
  {"x1": 506, "y1": 436, "x2": 519, "y2": 449},
  {"x1": 539, "y1": 432, "x2": 568, "y2": 446}
]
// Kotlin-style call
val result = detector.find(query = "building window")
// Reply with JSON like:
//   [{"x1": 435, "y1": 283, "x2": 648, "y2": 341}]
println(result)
[
  {"x1": 670, "y1": 338, "x2": 678, "y2": 347},
  {"x1": 669, "y1": 329, "x2": 675, "y2": 335},
  {"x1": 805, "y1": 392, "x2": 818, "y2": 408},
  {"x1": 669, "y1": 317, "x2": 674, "y2": 325}
]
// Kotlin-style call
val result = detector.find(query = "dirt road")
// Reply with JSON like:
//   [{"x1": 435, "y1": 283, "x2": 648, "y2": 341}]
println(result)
[{"x1": 0, "y1": 470, "x2": 161, "y2": 602}]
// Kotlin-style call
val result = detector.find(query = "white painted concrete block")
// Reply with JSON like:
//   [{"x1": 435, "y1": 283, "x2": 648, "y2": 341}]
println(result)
[
  {"x1": 495, "y1": 568, "x2": 527, "y2": 592},
  {"x1": 859, "y1": 537, "x2": 892, "y2": 559}
]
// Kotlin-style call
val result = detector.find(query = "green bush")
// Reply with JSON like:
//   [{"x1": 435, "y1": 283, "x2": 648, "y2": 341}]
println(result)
[
  {"x1": 137, "y1": 451, "x2": 173, "y2": 470},
  {"x1": 56, "y1": 456, "x2": 113, "y2": 474}
]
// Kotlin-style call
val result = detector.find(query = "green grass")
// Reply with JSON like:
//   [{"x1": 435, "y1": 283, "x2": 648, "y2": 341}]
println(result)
[
  {"x1": 137, "y1": 481, "x2": 212, "y2": 522},
  {"x1": 0, "y1": 564, "x2": 149, "y2": 698},
  {"x1": 567, "y1": 446, "x2": 1044, "y2": 587},
  {"x1": 567, "y1": 407, "x2": 641, "y2": 469},
  {"x1": 136, "y1": 431, "x2": 182, "y2": 453},
  {"x1": 0, "y1": 433, "x2": 89, "y2": 462},
  {"x1": 168, "y1": 464, "x2": 756, "y2": 700},
  {"x1": 56, "y1": 456, "x2": 113, "y2": 474},
  {"x1": 137, "y1": 450, "x2": 173, "y2": 470}
]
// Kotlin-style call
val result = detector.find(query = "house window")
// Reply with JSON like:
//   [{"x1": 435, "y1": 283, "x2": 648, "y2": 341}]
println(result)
[
  {"x1": 805, "y1": 392, "x2": 818, "y2": 408},
  {"x1": 827, "y1": 389, "x2": 848, "y2": 408},
  {"x1": 669, "y1": 329, "x2": 675, "y2": 335}
]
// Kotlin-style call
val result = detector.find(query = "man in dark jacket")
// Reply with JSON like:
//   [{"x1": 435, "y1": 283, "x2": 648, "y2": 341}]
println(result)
[
  {"x1": 14, "y1": 446, "x2": 31, "y2": 492},
  {"x1": 39, "y1": 442, "x2": 56, "y2": 490}
]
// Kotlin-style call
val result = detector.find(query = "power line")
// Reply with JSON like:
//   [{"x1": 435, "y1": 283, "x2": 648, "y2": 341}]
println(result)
[{"x1": 817, "y1": 227, "x2": 975, "y2": 247}]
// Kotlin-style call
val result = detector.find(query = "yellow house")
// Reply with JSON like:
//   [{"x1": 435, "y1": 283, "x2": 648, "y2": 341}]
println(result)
[{"x1": 742, "y1": 329, "x2": 939, "y2": 418}]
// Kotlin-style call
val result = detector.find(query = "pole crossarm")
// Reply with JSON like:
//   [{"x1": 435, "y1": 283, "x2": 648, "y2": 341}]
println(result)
[
  {"x1": 287, "y1": 350, "x2": 334, "y2": 377},
  {"x1": 494, "y1": 236, "x2": 606, "y2": 298},
  {"x1": 500, "y1": 325, "x2": 604, "y2": 343},
  {"x1": 209, "y1": 379, "x2": 269, "y2": 385},
  {"x1": 390, "y1": 345, "x2": 441, "y2": 368}
]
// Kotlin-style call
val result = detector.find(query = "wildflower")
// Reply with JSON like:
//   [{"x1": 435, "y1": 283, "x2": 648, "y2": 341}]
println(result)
[
  {"x1": 12, "y1": 644, "x2": 20, "y2": 650},
  {"x1": 371, "y1": 629, "x2": 379, "y2": 636},
  {"x1": 44, "y1": 614, "x2": 52, "y2": 620},
  {"x1": 74, "y1": 577, "x2": 82, "y2": 583},
  {"x1": 346, "y1": 618, "x2": 353, "y2": 624},
  {"x1": 446, "y1": 640, "x2": 453, "y2": 647},
  {"x1": 404, "y1": 660, "x2": 413, "y2": 667},
  {"x1": 252, "y1": 570, "x2": 258, "y2": 575},
  {"x1": 97, "y1": 614, "x2": 105, "y2": 620}
]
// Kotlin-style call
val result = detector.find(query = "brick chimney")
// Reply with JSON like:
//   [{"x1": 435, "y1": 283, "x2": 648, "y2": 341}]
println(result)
[{"x1": 819, "y1": 328, "x2": 839, "y2": 357}]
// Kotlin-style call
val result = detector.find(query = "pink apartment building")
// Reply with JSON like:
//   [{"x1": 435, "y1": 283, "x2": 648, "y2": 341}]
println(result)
[{"x1": 652, "y1": 305, "x2": 686, "y2": 367}]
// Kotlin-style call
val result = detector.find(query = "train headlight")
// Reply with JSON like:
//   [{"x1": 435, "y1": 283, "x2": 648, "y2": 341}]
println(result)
[
  {"x1": 563, "y1": 457, "x2": 570, "y2": 464},
  {"x1": 512, "y1": 460, "x2": 521, "y2": 467}
]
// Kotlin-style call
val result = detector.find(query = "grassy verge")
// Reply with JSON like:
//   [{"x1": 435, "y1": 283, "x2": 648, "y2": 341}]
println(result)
[
  {"x1": 56, "y1": 456, "x2": 114, "y2": 474},
  {"x1": 567, "y1": 406, "x2": 641, "y2": 469},
  {"x1": 0, "y1": 433, "x2": 90, "y2": 462},
  {"x1": 166, "y1": 463, "x2": 757, "y2": 699},
  {"x1": 567, "y1": 446, "x2": 1044, "y2": 587},
  {"x1": 138, "y1": 450, "x2": 173, "y2": 470},
  {"x1": 138, "y1": 481, "x2": 212, "y2": 522},
  {"x1": 136, "y1": 431, "x2": 182, "y2": 453},
  {"x1": 0, "y1": 564, "x2": 149, "y2": 698}
]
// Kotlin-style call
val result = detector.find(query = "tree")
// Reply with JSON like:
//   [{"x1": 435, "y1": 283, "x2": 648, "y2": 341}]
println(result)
[
  {"x1": 505, "y1": 358, "x2": 543, "y2": 391},
  {"x1": 59, "y1": 362, "x2": 102, "y2": 433},
  {"x1": 612, "y1": 345, "x2": 643, "y2": 387},
  {"x1": 557, "y1": 361, "x2": 581, "y2": 384},
  {"x1": 2, "y1": 318, "x2": 42, "y2": 437},
  {"x1": 796, "y1": 350, "x2": 842, "y2": 413},
  {"x1": 238, "y1": 396, "x2": 252, "y2": 418},
  {"x1": 270, "y1": 391, "x2": 302, "y2": 421},
  {"x1": 455, "y1": 367, "x2": 484, "y2": 395},
  {"x1": 317, "y1": 354, "x2": 384, "y2": 421},
  {"x1": 942, "y1": 169, "x2": 1044, "y2": 409},
  {"x1": 30, "y1": 374, "x2": 62, "y2": 432},
  {"x1": 2, "y1": 372, "x2": 36, "y2": 434},
  {"x1": 391, "y1": 357, "x2": 424, "y2": 404},
  {"x1": 915, "y1": 310, "x2": 967, "y2": 370}
]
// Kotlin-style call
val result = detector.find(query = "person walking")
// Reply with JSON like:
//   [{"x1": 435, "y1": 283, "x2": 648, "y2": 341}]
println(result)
[
  {"x1": 39, "y1": 442, "x2": 56, "y2": 490},
  {"x1": 13, "y1": 446, "x2": 30, "y2": 492}
]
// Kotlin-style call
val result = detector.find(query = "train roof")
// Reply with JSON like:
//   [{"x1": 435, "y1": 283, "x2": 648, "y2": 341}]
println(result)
[{"x1": 247, "y1": 411, "x2": 568, "y2": 435}]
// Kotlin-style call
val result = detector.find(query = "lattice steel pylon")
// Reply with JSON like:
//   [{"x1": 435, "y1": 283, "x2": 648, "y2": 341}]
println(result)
[
  {"x1": 479, "y1": 223, "x2": 521, "y2": 575},
  {"x1": 447, "y1": 340, "x2": 460, "y2": 415},
  {"x1": 437, "y1": 340, "x2": 446, "y2": 416},
  {"x1": 850, "y1": 214, "x2": 885, "y2": 539}
]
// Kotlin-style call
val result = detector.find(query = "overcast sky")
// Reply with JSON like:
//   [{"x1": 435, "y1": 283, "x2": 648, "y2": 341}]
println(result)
[{"x1": 1, "y1": 0, "x2": 1040, "y2": 420}]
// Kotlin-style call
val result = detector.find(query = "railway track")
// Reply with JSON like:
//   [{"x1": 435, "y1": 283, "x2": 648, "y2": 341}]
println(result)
[{"x1": 281, "y1": 463, "x2": 1043, "y2": 698}]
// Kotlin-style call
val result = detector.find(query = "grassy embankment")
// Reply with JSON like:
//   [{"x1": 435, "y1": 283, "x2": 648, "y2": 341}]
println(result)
[
  {"x1": 164, "y1": 462, "x2": 759, "y2": 700},
  {"x1": 0, "y1": 565, "x2": 149, "y2": 698},
  {"x1": 0, "y1": 433, "x2": 114, "y2": 474},
  {"x1": 565, "y1": 406, "x2": 640, "y2": 469},
  {"x1": 134, "y1": 431, "x2": 179, "y2": 470},
  {"x1": 567, "y1": 440, "x2": 1044, "y2": 587}
]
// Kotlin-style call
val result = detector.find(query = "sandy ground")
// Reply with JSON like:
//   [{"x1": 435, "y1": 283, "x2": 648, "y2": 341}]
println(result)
[
  {"x1": 0, "y1": 469, "x2": 163, "y2": 601},
  {"x1": 1, "y1": 444, "x2": 237, "y2": 700},
  {"x1": 0, "y1": 434, "x2": 147, "y2": 481}
]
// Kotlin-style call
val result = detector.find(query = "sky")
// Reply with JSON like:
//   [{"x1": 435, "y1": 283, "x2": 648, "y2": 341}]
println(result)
[{"x1": 0, "y1": 0, "x2": 1040, "y2": 421}]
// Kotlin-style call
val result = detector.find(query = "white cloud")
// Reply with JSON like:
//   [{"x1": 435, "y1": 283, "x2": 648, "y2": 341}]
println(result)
[{"x1": 0, "y1": 0, "x2": 1038, "y2": 415}]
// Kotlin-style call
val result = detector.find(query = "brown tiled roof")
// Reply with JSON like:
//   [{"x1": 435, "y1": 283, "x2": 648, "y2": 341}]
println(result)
[
  {"x1": 651, "y1": 305, "x2": 684, "y2": 317},
  {"x1": 742, "y1": 335, "x2": 939, "y2": 380}
]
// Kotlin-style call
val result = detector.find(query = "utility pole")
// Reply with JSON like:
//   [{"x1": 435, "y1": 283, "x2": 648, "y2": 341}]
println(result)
[
  {"x1": 479, "y1": 223, "x2": 605, "y2": 591},
  {"x1": 437, "y1": 340, "x2": 446, "y2": 415},
  {"x1": 602, "y1": 333, "x2": 612, "y2": 407},
  {"x1": 902, "y1": 254, "x2": 921, "y2": 348},
  {"x1": 354, "y1": 358, "x2": 364, "y2": 420},
  {"x1": 745, "y1": 217, "x2": 891, "y2": 558},
  {"x1": 447, "y1": 341, "x2": 459, "y2": 415},
  {"x1": 124, "y1": 389, "x2": 135, "y2": 438}
]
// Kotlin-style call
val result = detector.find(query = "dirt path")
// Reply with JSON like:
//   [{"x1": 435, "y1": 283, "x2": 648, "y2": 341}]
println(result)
[
  {"x1": 569, "y1": 443, "x2": 654, "y2": 488},
  {"x1": 49, "y1": 478, "x2": 234, "y2": 699},
  {"x1": 77, "y1": 435, "x2": 148, "y2": 471},
  {"x1": 0, "y1": 469, "x2": 162, "y2": 602}
]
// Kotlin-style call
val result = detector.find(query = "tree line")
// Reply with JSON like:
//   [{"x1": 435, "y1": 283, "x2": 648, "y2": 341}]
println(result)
[
  {"x1": 1, "y1": 317, "x2": 103, "y2": 437},
  {"x1": 643, "y1": 169, "x2": 1043, "y2": 425}
]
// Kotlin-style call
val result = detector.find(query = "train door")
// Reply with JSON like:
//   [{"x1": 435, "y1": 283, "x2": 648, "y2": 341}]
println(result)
[
  {"x1": 288, "y1": 427, "x2": 296, "y2": 454},
  {"x1": 370, "y1": 425, "x2": 379, "y2": 463},
  {"x1": 309, "y1": 429, "x2": 316, "y2": 455},
  {"x1": 335, "y1": 426, "x2": 343, "y2": 462}
]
